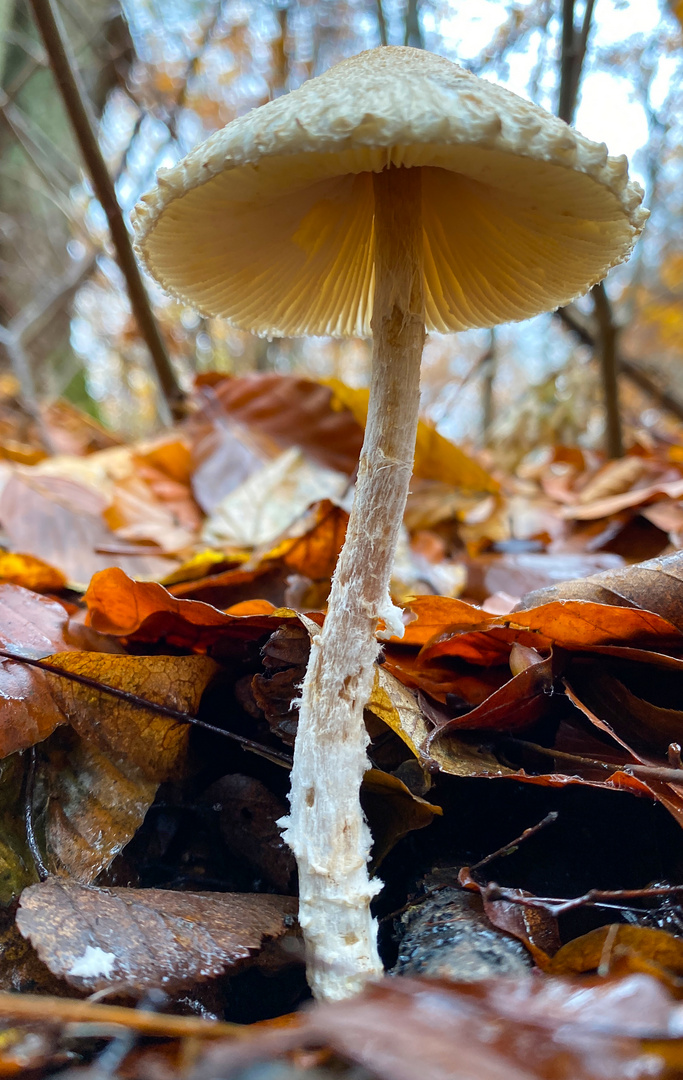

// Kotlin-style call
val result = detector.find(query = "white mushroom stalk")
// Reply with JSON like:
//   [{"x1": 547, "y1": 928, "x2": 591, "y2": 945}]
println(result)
[
  {"x1": 281, "y1": 166, "x2": 425, "y2": 1000},
  {"x1": 132, "y1": 45, "x2": 648, "y2": 1005}
]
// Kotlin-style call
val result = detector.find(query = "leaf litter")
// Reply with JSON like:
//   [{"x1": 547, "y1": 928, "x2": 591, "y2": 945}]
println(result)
[{"x1": 6, "y1": 378, "x2": 683, "y2": 1072}]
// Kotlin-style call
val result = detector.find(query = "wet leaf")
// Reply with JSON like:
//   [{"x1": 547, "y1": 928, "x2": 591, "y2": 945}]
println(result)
[
  {"x1": 37, "y1": 730, "x2": 158, "y2": 883},
  {"x1": 194, "y1": 973, "x2": 683, "y2": 1080},
  {"x1": 547, "y1": 924, "x2": 683, "y2": 978},
  {"x1": 16, "y1": 879, "x2": 298, "y2": 993}
]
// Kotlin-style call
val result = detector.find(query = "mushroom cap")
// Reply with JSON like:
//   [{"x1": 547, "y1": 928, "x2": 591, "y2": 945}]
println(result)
[{"x1": 133, "y1": 46, "x2": 647, "y2": 338}]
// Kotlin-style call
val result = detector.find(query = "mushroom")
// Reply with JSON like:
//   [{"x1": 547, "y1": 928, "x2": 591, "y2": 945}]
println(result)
[{"x1": 133, "y1": 45, "x2": 647, "y2": 1002}]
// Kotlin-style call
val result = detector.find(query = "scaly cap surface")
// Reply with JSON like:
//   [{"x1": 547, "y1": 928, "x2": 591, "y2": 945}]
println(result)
[{"x1": 133, "y1": 46, "x2": 648, "y2": 337}]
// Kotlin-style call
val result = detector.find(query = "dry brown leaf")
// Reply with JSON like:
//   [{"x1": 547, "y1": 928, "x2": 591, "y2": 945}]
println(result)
[
  {"x1": 192, "y1": 973, "x2": 683, "y2": 1080},
  {"x1": 23, "y1": 653, "x2": 217, "y2": 882},
  {"x1": 575, "y1": 455, "x2": 649, "y2": 505},
  {"x1": 205, "y1": 373, "x2": 364, "y2": 475},
  {"x1": 17, "y1": 879, "x2": 298, "y2": 993},
  {"x1": 516, "y1": 550, "x2": 683, "y2": 631},
  {"x1": 263, "y1": 498, "x2": 349, "y2": 580},
  {"x1": 563, "y1": 479, "x2": 683, "y2": 520},
  {"x1": 0, "y1": 472, "x2": 177, "y2": 585},
  {"x1": 547, "y1": 924, "x2": 683, "y2": 978}
]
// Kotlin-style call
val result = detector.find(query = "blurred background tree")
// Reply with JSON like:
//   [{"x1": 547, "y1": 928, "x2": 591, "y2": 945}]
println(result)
[{"x1": 0, "y1": 0, "x2": 681, "y2": 459}]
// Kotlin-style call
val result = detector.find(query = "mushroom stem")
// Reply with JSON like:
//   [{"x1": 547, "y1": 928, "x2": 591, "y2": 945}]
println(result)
[{"x1": 281, "y1": 165, "x2": 425, "y2": 1002}]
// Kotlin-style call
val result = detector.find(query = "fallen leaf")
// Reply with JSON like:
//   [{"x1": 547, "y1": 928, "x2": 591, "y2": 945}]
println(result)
[
  {"x1": 263, "y1": 498, "x2": 349, "y2": 580},
  {"x1": 85, "y1": 567, "x2": 293, "y2": 649},
  {"x1": 427, "y1": 652, "x2": 555, "y2": 743},
  {"x1": 574, "y1": 455, "x2": 650, "y2": 505},
  {"x1": 515, "y1": 550, "x2": 683, "y2": 633},
  {"x1": 563, "y1": 479, "x2": 683, "y2": 520},
  {"x1": 0, "y1": 586, "x2": 80, "y2": 757},
  {"x1": 0, "y1": 553, "x2": 65, "y2": 593},
  {"x1": 37, "y1": 730, "x2": 158, "y2": 883},
  {"x1": 205, "y1": 373, "x2": 364, "y2": 475},
  {"x1": 41, "y1": 652, "x2": 217, "y2": 780},
  {"x1": 366, "y1": 666, "x2": 430, "y2": 761},
  {"x1": 21, "y1": 653, "x2": 217, "y2": 882},
  {"x1": 548, "y1": 924, "x2": 683, "y2": 978},
  {"x1": 325, "y1": 378, "x2": 498, "y2": 493},
  {"x1": 362, "y1": 769, "x2": 442, "y2": 867},
  {"x1": 201, "y1": 446, "x2": 348, "y2": 550},
  {"x1": 566, "y1": 661, "x2": 683, "y2": 757},
  {"x1": 192, "y1": 974, "x2": 683, "y2": 1080},
  {"x1": 16, "y1": 879, "x2": 298, "y2": 993},
  {"x1": 0, "y1": 472, "x2": 177, "y2": 586}
]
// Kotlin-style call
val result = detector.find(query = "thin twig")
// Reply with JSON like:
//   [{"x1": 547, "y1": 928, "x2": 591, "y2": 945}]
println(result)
[
  {"x1": 556, "y1": 0, "x2": 623, "y2": 458},
  {"x1": 27, "y1": 0, "x2": 184, "y2": 422},
  {"x1": 0, "y1": 648, "x2": 292, "y2": 768},
  {"x1": 556, "y1": 305, "x2": 683, "y2": 423},
  {"x1": 375, "y1": 0, "x2": 388, "y2": 46},
  {"x1": 503, "y1": 735, "x2": 683, "y2": 786},
  {"x1": 469, "y1": 811, "x2": 558, "y2": 873},
  {"x1": 0, "y1": 991, "x2": 245, "y2": 1039},
  {"x1": 481, "y1": 880, "x2": 683, "y2": 918},
  {"x1": 592, "y1": 280, "x2": 623, "y2": 458}
]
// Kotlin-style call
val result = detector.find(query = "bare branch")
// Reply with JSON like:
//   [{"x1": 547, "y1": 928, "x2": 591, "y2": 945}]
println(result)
[
  {"x1": 592, "y1": 281, "x2": 623, "y2": 457},
  {"x1": 27, "y1": 0, "x2": 184, "y2": 422},
  {"x1": 555, "y1": 305, "x2": 683, "y2": 425},
  {"x1": 375, "y1": 0, "x2": 388, "y2": 46}
]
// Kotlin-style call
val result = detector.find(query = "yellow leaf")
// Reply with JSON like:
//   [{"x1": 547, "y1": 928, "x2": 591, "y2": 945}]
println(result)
[{"x1": 323, "y1": 378, "x2": 498, "y2": 493}]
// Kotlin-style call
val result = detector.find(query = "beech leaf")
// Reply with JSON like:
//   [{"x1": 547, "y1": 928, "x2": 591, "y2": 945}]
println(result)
[{"x1": 16, "y1": 879, "x2": 298, "y2": 992}]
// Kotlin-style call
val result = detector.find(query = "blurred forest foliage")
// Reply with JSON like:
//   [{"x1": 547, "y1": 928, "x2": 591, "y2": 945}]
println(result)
[{"x1": 0, "y1": 0, "x2": 682, "y2": 460}]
